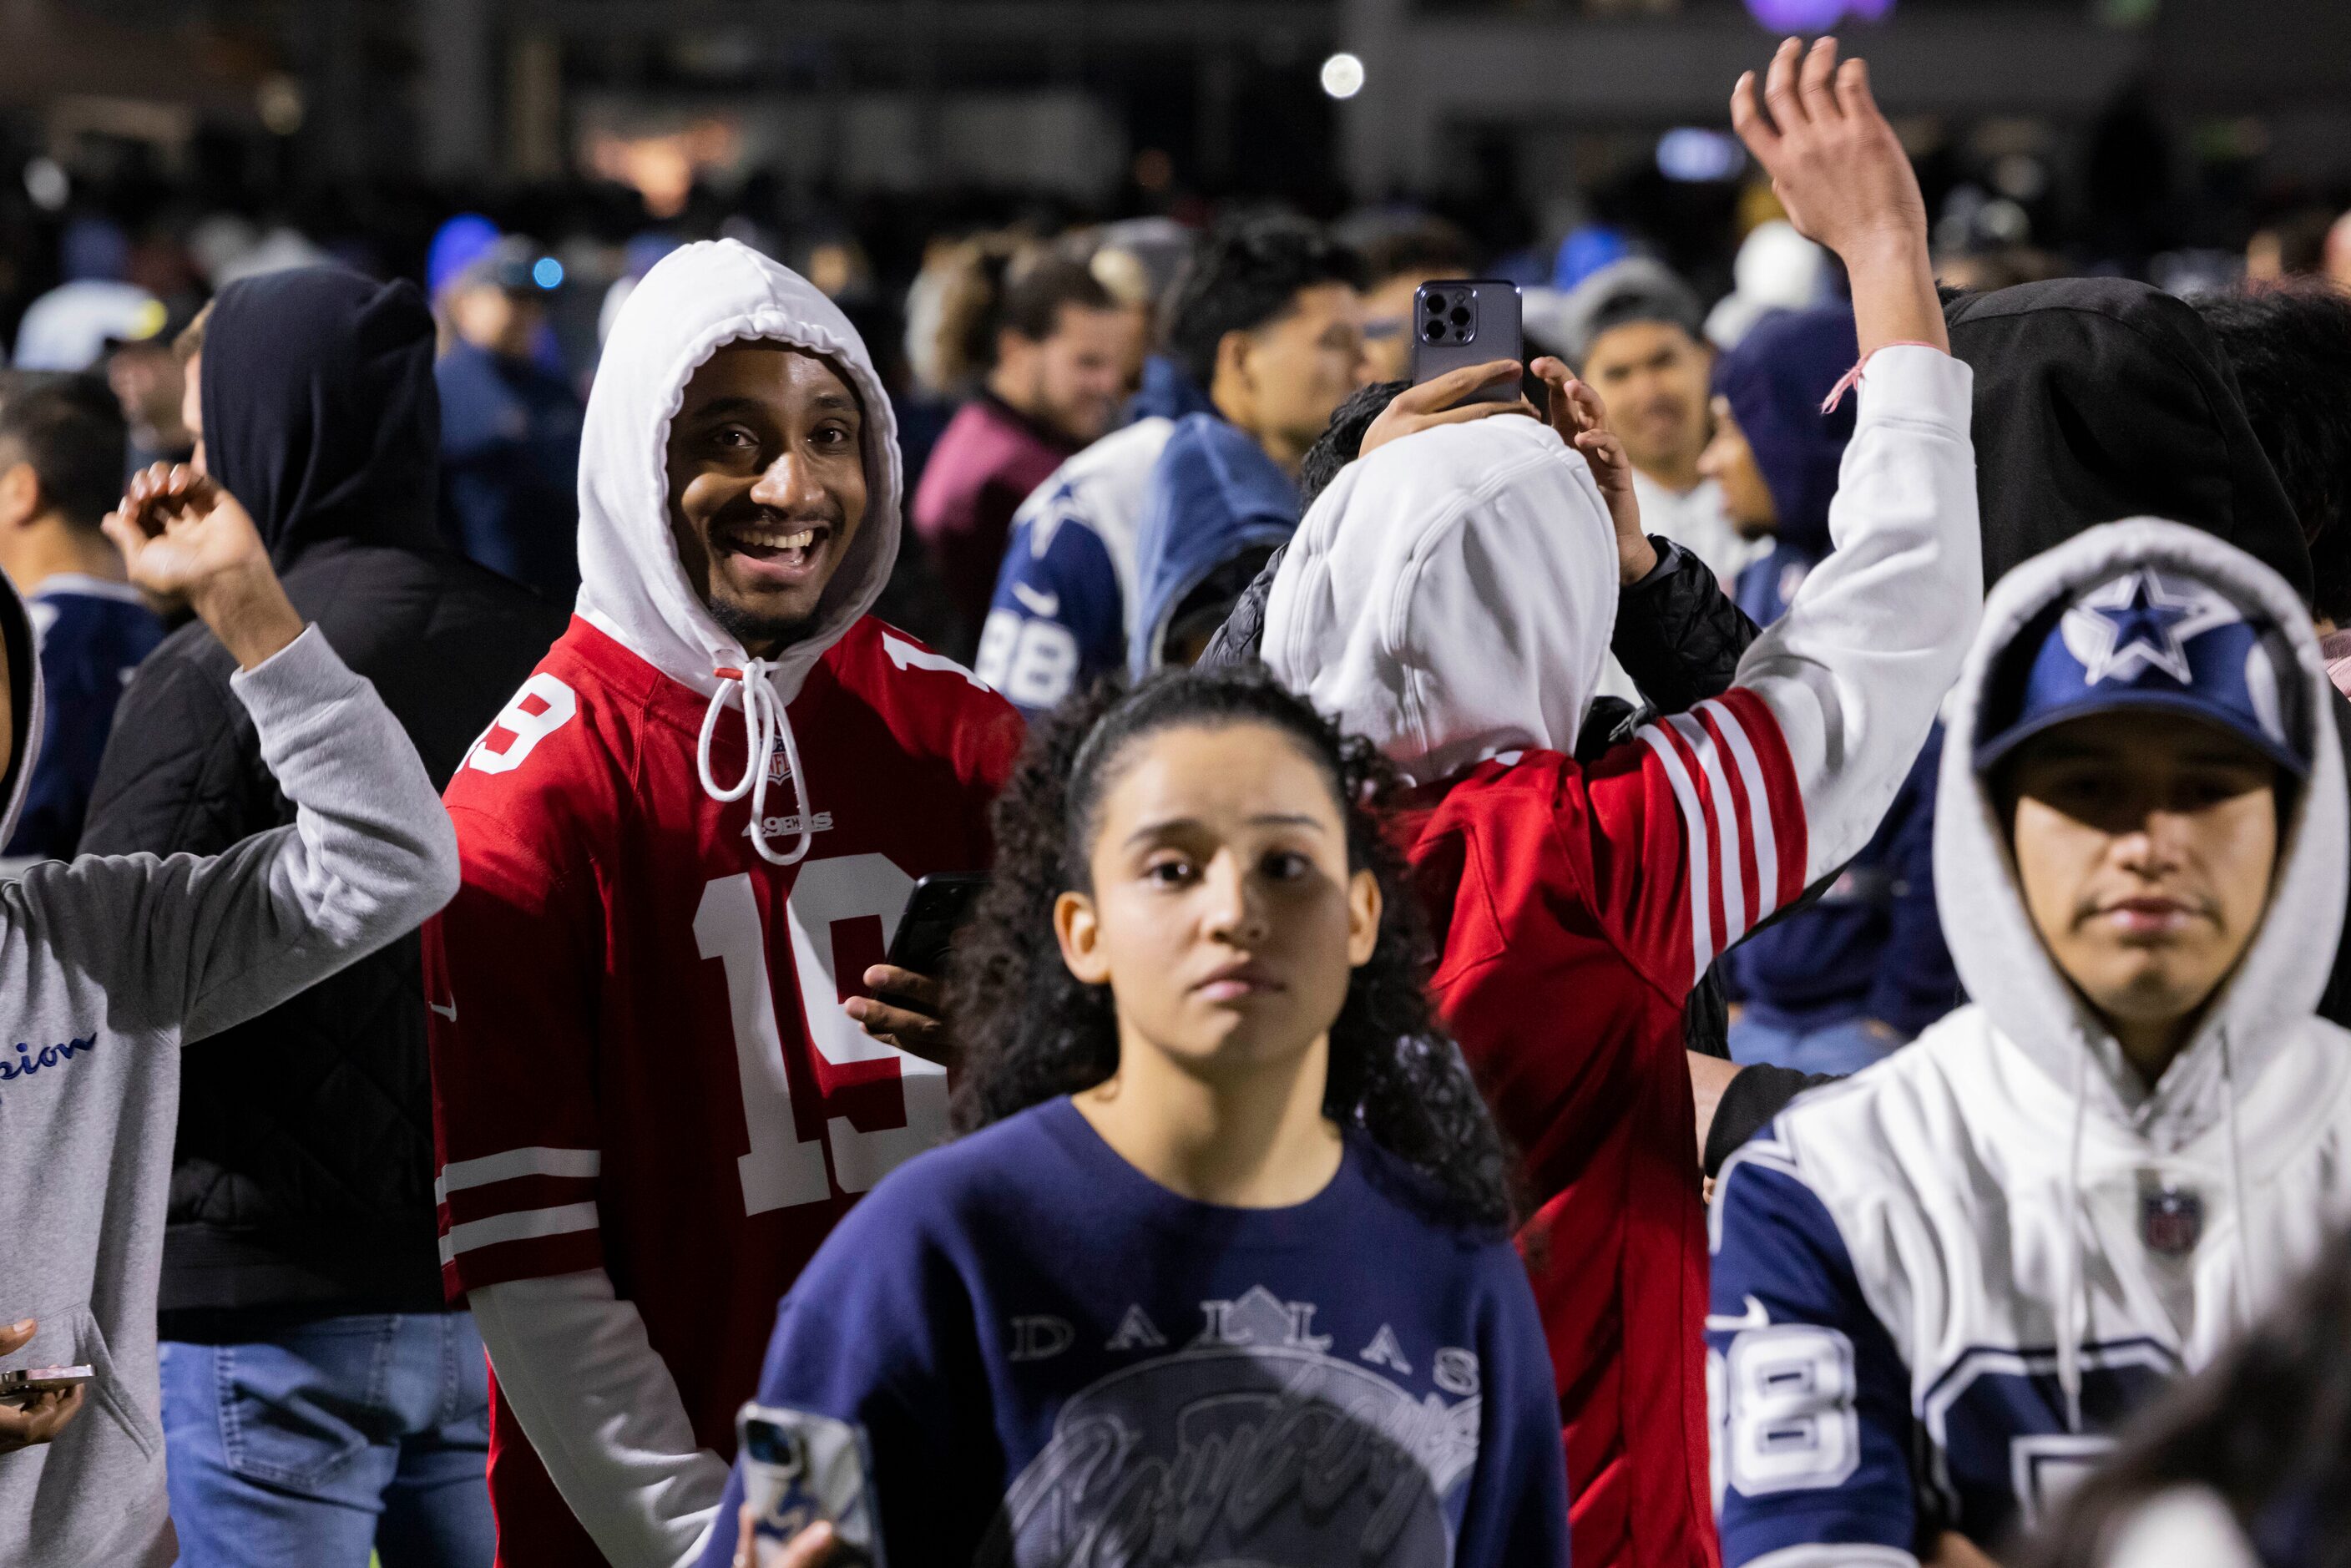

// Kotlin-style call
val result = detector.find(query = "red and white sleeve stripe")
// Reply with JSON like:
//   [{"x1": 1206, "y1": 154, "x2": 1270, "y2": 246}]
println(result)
[
  {"x1": 435, "y1": 1145, "x2": 604, "y2": 1292},
  {"x1": 1634, "y1": 689, "x2": 1808, "y2": 989}
]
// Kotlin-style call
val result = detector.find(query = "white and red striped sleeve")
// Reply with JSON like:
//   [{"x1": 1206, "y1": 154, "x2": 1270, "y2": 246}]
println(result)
[
  {"x1": 426, "y1": 802, "x2": 606, "y2": 1297},
  {"x1": 1570, "y1": 688, "x2": 1809, "y2": 994},
  {"x1": 1633, "y1": 690, "x2": 1811, "y2": 989},
  {"x1": 1576, "y1": 347, "x2": 1978, "y2": 995}
]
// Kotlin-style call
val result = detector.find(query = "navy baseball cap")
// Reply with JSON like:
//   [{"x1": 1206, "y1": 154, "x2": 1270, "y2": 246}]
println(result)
[{"x1": 1974, "y1": 565, "x2": 2309, "y2": 777}]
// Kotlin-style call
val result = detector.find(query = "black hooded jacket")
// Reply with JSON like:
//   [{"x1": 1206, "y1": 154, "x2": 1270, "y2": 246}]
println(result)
[
  {"x1": 1946, "y1": 277, "x2": 2311, "y2": 598},
  {"x1": 80, "y1": 268, "x2": 569, "y2": 1324}
]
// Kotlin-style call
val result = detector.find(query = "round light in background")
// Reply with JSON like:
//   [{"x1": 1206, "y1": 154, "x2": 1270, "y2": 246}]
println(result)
[
  {"x1": 532, "y1": 255, "x2": 564, "y2": 291},
  {"x1": 1320, "y1": 52, "x2": 1366, "y2": 100},
  {"x1": 22, "y1": 157, "x2": 68, "y2": 213}
]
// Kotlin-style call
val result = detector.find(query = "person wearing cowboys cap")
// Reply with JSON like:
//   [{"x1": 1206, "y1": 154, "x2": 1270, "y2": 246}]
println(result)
[{"x1": 1708, "y1": 518, "x2": 2351, "y2": 1567}]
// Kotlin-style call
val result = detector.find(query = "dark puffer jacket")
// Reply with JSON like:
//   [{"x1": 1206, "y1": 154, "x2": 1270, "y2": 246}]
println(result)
[{"x1": 80, "y1": 268, "x2": 569, "y2": 1324}]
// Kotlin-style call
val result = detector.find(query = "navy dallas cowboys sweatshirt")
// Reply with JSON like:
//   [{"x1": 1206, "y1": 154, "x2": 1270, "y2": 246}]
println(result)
[{"x1": 700, "y1": 1096, "x2": 1569, "y2": 1567}]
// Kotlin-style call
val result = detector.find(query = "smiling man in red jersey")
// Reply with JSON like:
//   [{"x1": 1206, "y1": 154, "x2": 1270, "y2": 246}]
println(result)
[{"x1": 425, "y1": 240, "x2": 1022, "y2": 1567}]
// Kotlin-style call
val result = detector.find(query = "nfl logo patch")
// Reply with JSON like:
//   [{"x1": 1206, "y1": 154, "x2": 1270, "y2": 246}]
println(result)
[
  {"x1": 766, "y1": 741, "x2": 793, "y2": 788},
  {"x1": 2138, "y1": 1182, "x2": 2203, "y2": 1257}
]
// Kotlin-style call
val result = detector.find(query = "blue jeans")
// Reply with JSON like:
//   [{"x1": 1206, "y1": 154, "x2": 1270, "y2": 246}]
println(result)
[
  {"x1": 1728, "y1": 1013, "x2": 1909, "y2": 1077},
  {"x1": 160, "y1": 1313, "x2": 493, "y2": 1568}
]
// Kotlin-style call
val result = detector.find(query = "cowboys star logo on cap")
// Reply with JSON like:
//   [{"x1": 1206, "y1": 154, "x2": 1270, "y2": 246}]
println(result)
[
  {"x1": 2060, "y1": 569, "x2": 2240, "y2": 686},
  {"x1": 1974, "y1": 563, "x2": 2309, "y2": 777}
]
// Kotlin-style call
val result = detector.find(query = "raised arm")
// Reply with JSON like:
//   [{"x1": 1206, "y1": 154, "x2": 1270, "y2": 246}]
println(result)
[
  {"x1": 24, "y1": 465, "x2": 458, "y2": 1039},
  {"x1": 1725, "y1": 38, "x2": 1978, "y2": 884}
]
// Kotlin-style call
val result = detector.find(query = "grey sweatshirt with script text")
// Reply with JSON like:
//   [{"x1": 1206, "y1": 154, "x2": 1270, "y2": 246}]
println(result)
[{"x1": 0, "y1": 573, "x2": 460, "y2": 1568}]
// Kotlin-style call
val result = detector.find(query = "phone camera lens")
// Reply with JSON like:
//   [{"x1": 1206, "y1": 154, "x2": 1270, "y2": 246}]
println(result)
[
  {"x1": 1425, "y1": 294, "x2": 1446, "y2": 314},
  {"x1": 1449, "y1": 305, "x2": 1471, "y2": 326},
  {"x1": 1423, "y1": 321, "x2": 1445, "y2": 341}
]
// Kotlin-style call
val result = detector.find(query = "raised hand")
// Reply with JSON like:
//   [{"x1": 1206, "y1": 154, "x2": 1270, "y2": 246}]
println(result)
[
  {"x1": 103, "y1": 465, "x2": 306, "y2": 670},
  {"x1": 1357, "y1": 360, "x2": 1540, "y2": 460},
  {"x1": 1531, "y1": 356, "x2": 1656, "y2": 584},
  {"x1": 1730, "y1": 38, "x2": 1944, "y2": 355}
]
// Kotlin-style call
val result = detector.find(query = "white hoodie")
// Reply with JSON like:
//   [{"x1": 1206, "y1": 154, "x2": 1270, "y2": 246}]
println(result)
[
  {"x1": 468, "y1": 240, "x2": 912, "y2": 1568},
  {"x1": 1265, "y1": 346, "x2": 1983, "y2": 915},
  {"x1": 1710, "y1": 522, "x2": 2351, "y2": 1565},
  {"x1": 579, "y1": 237, "x2": 902, "y2": 867}
]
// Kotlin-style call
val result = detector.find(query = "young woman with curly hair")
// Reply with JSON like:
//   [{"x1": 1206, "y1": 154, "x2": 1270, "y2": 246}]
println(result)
[{"x1": 697, "y1": 666, "x2": 1569, "y2": 1568}]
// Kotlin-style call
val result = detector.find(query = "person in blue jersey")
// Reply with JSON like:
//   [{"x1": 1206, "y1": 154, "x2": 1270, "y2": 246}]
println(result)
[
  {"x1": 978, "y1": 217, "x2": 1362, "y2": 715},
  {"x1": 1709, "y1": 511, "x2": 2351, "y2": 1561},
  {"x1": 1702, "y1": 302, "x2": 1961, "y2": 1073},
  {"x1": 700, "y1": 666, "x2": 1569, "y2": 1568},
  {"x1": 0, "y1": 376, "x2": 162, "y2": 867}
]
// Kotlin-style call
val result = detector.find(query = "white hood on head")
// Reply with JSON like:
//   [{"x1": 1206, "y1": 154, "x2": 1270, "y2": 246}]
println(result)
[
  {"x1": 575, "y1": 238, "x2": 901, "y2": 708},
  {"x1": 1261, "y1": 414, "x2": 1618, "y2": 783},
  {"x1": 1936, "y1": 518, "x2": 2347, "y2": 1151}
]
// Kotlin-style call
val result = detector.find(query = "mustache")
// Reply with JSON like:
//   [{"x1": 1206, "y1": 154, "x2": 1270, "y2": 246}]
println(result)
[{"x1": 708, "y1": 496, "x2": 845, "y2": 536}]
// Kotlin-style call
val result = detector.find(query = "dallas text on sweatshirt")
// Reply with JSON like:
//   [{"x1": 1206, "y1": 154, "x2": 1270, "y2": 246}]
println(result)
[{"x1": 699, "y1": 1097, "x2": 1570, "y2": 1568}]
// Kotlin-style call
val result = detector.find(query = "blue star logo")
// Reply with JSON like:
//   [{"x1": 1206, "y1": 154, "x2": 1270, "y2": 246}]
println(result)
[{"x1": 2061, "y1": 569, "x2": 2237, "y2": 685}]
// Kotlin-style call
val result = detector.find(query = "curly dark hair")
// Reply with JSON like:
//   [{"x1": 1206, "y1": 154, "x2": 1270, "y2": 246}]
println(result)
[
  {"x1": 946, "y1": 665, "x2": 1514, "y2": 1233},
  {"x1": 2025, "y1": 1225, "x2": 2351, "y2": 1568}
]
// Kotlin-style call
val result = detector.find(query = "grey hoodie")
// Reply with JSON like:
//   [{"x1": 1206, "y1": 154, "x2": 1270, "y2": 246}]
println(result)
[{"x1": 0, "y1": 573, "x2": 460, "y2": 1568}]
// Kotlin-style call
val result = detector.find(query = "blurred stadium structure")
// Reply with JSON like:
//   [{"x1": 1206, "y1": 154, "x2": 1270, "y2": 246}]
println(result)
[{"x1": 2, "y1": 0, "x2": 2348, "y2": 346}]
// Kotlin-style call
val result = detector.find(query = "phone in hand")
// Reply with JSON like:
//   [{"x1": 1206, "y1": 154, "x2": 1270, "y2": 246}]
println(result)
[
  {"x1": 1409, "y1": 280, "x2": 1525, "y2": 403},
  {"x1": 737, "y1": 1402, "x2": 886, "y2": 1567},
  {"x1": 0, "y1": 1365, "x2": 92, "y2": 1408},
  {"x1": 883, "y1": 873, "x2": 988, "y2": 980}
]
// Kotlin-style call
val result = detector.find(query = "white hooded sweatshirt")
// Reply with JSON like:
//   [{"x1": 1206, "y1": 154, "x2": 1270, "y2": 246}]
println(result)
[
  {"x1": 459, "y1": 240, "x2": 935, "y2": 1568},
  {"x1": 1709, "y1": 522, "x2": 2351, "y2": 1566},
  {"x1": 1264, "y1": 346, "x2": 1982, "y2": 922}
]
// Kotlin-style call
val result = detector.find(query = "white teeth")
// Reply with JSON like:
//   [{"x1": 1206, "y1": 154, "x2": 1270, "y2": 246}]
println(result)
[{"x1": 740, "y1": 527, "x2": 817, "y2": 551}]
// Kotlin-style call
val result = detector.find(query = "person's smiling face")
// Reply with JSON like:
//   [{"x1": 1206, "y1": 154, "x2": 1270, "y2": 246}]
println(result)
[{"x1": 665, "y1": 342, "x2": 868, "y2": 655}]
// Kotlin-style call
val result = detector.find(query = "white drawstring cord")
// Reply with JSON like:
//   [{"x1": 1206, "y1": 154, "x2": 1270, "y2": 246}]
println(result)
[
  {"x1": 2057, "y1": 1039, "x2": 2090, "y2": 1434},
  {"x1": 2219, "y1": 1029, "x2": 2257, "y2": 1323},
  {"x1": 695, "y1": 659, "x2": 815, "y2": 867}
]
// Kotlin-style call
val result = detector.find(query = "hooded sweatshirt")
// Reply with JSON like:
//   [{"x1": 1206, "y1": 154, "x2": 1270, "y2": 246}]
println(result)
[
  {"x1": 0, "y1": 564, "x2": 458, "y2": 1567},
  {"x1": 1719, "y1": 306, "x2": 1960, "y2": 1039},
  {"x1": 1709, "y1": 521, "x2": 2351, "y2": 1565},
  {"x1": 1262, "y1": 346, "x2": 1981, "y2": 1568},
  {"x1": 1947, "y1": 276, "x2": 2351, "y2": 1034},
  {"x1": 1127, "y1": 410, "x2": 1301, "y2": 678},
  {"x1": 427, "y1": 240, "x2": 1020, "y2": 1568},
  {"x1": 78, "y1": 267, "x2": 568, "y2": 1325}
]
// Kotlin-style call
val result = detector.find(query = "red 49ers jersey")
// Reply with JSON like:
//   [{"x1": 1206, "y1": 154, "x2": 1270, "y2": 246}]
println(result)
[
  {"x1": 425, "y1": 614, "x2": 1022, "y2": 1565},
  {"x1": 1393, "y1": 690, "x2": 1808, "y2": 1568}
]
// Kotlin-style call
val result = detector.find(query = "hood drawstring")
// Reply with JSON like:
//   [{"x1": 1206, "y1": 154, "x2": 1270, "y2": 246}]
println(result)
[
  {"x1": 2220, "y1": 1029, "x2": 2258, "y2": 1324},
  {"x1": 696, "y1": 660, "x2": 814, "y2": 867},
  {"x1": 2056, "y1": 1039, "x2": 2090, "y2": 1434}
]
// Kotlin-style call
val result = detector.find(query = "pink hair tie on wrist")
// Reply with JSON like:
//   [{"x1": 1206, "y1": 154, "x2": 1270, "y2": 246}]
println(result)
[{"x1": 1821, "y1": 340, "x2": 1944, "y2": 414}]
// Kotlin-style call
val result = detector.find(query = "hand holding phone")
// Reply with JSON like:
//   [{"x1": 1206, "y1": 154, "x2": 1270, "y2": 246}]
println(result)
[
  {"x1": 736, "y1": 1404, "x2": 886, "y2": 1568},
  {"x1": 843, "y1": 873, "x2": 986, "y2": 1065},
  {"x1": 1409, "y1": 281, "x2": 1526, "y2": 401},
  {"x1": 0, "y1": 1319, "x2": 88, "y2": 1453}
]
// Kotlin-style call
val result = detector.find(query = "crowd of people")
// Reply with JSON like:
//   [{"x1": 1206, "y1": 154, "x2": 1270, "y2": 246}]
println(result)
[{"x1": 4, "y1": 31, "x2": 2351, "y2": 1568}]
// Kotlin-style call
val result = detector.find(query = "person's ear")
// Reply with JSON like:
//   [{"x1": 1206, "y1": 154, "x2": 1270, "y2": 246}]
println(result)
[
  {"x1": 1346, "y1": 867, "x2": 1382, "y2": 969},
  {"x1": 996, "y1": 326, "x2": 1039, "y2": 379},
  {"x1": 1054, "y1": 888, "x2": 1111, "y2": 986},
  {"x1": 0, "y1": 463, "x2": 41, "y2": 529},
  {"x1": 1213, "y1": 328, "x2": 1256, "y2": 415}
]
